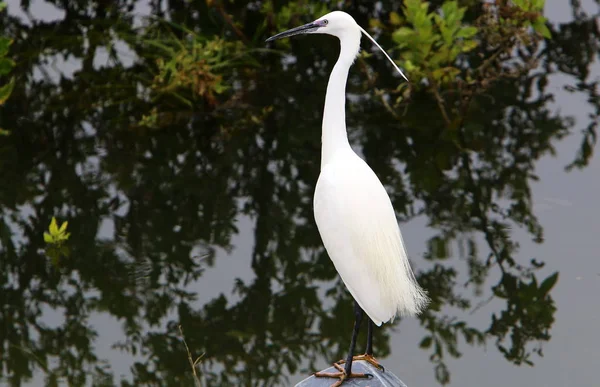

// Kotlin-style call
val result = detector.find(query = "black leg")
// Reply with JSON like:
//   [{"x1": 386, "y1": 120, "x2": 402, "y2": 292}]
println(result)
[
  {"x1": 366, "y1": 318, "x2": 374, "y2": 356},
  {"x1": 344, "y1": 300, "x2": 364, "y2": 375}
]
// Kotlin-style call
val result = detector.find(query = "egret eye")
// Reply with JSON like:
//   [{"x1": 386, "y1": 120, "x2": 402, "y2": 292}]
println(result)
[{"x1": 323, "y1": 19, "x2": 328, "y2": 25}]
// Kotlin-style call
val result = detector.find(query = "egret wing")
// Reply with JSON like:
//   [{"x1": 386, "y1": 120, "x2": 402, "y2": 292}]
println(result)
[{"x1": 313, "y1": 154, "x2": 400, "y2": 325}]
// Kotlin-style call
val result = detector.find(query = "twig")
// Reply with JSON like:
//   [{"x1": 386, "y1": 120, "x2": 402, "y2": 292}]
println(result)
[
  {"x1": 214, "y1": 2, "x2": 249, "y2": 44},
  {"x1": 469, "y1": 294, "x2": 495, "y2": 315},
  {"x1": 427, "y1": 73, "x2": 452, "y2": 127},
  {"x1": 178, "y1": 324, "x2": 204, "y2": 387}
]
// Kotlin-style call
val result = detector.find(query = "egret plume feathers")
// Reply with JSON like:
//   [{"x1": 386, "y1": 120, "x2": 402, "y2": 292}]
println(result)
[{"x1": 358, "y1": 26, "x2": 409, "y2": 82}]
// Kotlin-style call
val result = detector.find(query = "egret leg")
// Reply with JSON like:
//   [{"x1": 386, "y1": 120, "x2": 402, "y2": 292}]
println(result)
[
  {"x1": 343, "y1": 300, "x2": 363, "y2": 375},
  {"x1": 338, "y1": 318, "x2": 385, "y2": 372},
  {"x1": 313, "y1": 301, "x2": 372, "y2": 386},
  {"x1": 351, "y1": 318, "x2": 384, "y2": 372},
  {"x1": 366, "y1": 318, "x2": 374, "y2": 355}
]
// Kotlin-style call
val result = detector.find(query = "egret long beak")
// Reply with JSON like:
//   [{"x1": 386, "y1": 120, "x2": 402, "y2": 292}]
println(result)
[{"x1": 265, "y1": 22, "x2": 319, "y2": 42}]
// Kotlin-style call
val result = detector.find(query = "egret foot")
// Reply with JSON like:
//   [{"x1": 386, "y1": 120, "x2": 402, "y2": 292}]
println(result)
[
  {"x1": 313, "y1": 361, "x2": 372, "y2": 387},
  {"x1": 336, "y1": 357, "x2": 385, "y2": 373},
  {"x1": 347, "y1": 354, "x2": 385, "y2": 372}
]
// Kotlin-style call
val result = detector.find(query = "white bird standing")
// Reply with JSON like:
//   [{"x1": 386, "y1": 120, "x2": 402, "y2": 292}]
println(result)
[{"x1": 267, "y1": 11, "x2": 429, "y2": 385}]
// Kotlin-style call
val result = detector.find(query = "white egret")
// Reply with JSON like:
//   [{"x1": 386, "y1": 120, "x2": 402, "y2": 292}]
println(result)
[{"x1": 266, "y1": 11, "x2": 429, "y2": 386}]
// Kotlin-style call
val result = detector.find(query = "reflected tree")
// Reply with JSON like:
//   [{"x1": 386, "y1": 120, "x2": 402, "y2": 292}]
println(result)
[{"x1": 0, "y1": 0, "x2": 599, "y2": 386}]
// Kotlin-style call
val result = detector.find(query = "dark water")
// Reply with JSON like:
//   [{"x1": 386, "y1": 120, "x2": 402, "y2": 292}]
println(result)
[{"x1": 0, "y1": 1, "x2": 599, "y2": 386}]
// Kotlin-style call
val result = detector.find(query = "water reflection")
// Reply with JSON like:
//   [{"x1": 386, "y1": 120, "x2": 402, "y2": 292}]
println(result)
[{"x1": 0, "y1": 0, "x2": 598, "y2": 386}]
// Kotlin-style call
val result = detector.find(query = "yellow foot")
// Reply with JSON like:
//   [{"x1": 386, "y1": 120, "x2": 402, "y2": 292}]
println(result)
[
  {"x1": 354, "y1": 354, "x2": 385, "y2": 372},
  {"x1": 336, "y1": 354, "x2": 385, "y2": 372},
  {"x1": 313, "y1": 361, "x2": 371, "y2": 387}
]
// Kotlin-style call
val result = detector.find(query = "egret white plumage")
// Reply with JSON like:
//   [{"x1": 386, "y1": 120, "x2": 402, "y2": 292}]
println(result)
[{"x1": 267, "y1": 11, "x2": 429, "y2": 385}]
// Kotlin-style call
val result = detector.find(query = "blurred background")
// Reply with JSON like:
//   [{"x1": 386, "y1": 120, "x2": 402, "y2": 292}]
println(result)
[{"x1": 0, "y1": 0, "x2": 598, "y2": 386}]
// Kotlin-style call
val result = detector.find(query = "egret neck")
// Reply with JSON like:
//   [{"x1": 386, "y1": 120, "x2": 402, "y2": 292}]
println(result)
[{"x1": 320, "y1": 30, "x2": 361, "y2": 169}]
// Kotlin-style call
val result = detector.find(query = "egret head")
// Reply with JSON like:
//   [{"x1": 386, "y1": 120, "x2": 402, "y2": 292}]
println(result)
[
  {"x1": 265, "y1": 11, "x2": 359, "y2": 42},
  {"x1": 265, "y1": 11, "x2": 408, "y2": 81}
]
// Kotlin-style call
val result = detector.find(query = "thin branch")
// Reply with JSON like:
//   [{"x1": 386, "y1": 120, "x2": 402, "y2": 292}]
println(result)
[
  {"x1": 214, "y1": 2, "x2": 249, "y2": 44},
  {"x1": 428, "y1": 73, "x2": 452, "y2": 127},
  {"x1": 178, "y1": 325, "x2": 204, "y2": 387}
]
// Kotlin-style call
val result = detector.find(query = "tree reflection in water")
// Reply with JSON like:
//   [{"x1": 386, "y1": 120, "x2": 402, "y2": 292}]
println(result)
[{"x1": 0, "y1": 0, "x2": 598, "y2": 386}]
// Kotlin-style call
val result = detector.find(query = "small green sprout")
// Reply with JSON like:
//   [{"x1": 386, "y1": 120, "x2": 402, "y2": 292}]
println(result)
[{"x1": 43, "y1": 217, "x2": 71, "y2": 244}]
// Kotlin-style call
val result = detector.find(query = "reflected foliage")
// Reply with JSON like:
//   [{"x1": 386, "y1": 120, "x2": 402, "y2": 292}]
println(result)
[
  {"x1": 0, "y1": 0, "x2": 599, "y2": 386},
  {"x1": 0, "y1": 0, "x2": 15, "y2": 133}
]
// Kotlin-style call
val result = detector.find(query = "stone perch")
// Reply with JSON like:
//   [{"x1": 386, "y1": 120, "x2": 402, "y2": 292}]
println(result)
[{"x1": 295, "y1": 360, "x2": 408, "y2": 387}]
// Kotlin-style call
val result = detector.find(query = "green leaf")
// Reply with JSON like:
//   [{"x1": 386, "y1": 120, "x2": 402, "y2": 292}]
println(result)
[
  {"x1": 0, "y1": 78, "x2": 15, "y2": 105},
  {"x1": 533, "y1": 0, "x2": 545, "y2": 11},
  {"x1": 456, "y1": 26, "x2": 478, "y2": 39},
  {"x1": 441, "y1": 1, "x2": 458, "y2": 17},
  {"x1": 45, "y1": 217, "x2": 70, "y2": 244},
  {"x1": 420, "y1": 336, "x2": 433, "y2": 348},
  {"x1": 441, "y1": 1, "x2": 459, "y2": 27},
  {"x1": 512, "y1": 0, "x2": 526, "y2": 9},
  {"x1": 49, "y1": 217, "x2": 59, "y2": 235},
  {"x1": 435, "y1": 363, "x2": 450, "y2": 384},
  {"x1": 416, "y1": 14, "x2": 433, "y2": 33},
  {"x1": 438, "y1": 22, "x2": 455, "y2": 45},
  {"x1": 433, "y1": 67, "x2": 461, "y2": 83},
  {"x1": 0, "y1": 37, "x2": 12, "y2": 57},
  {"x1": 59, "y1": 220, "x2": 68, "y2": 233},
  {"x1": 369, "y1": 18, "x2": 384, "y2": 29},
  {"x1": 461, "y1": 40, "x2": 479, "y2": 52},
  {"x1": 403, "y1": 59, "x2": 419, "y2": 73},
  {"x1": 0, "y1": 2, "x2": 6, "y2": 12},
  {"x1": 430, "y1": 48, "x2": 450, "y2": 67},
  {"x1": 539, "y1": 272, "x2": 559, "y2": 296},
  {"x1": 533, "y1": 17, "x2": 551, "y2": 39},
  {"x1": 0, "y1": 57, "x2": 14, "y2": 75},
  {"x1": 392, "y1": 27, "x2": 415, "y2": 43},
  {"x1": 213, "y1": 82, "x2": 228, "y2": 94},
  {"x1": 389, "y1": 11, "x2": 402, "y2": 26},
  {"x1": 0, "y1": 128, "x2": 9, "y2": 136}
]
